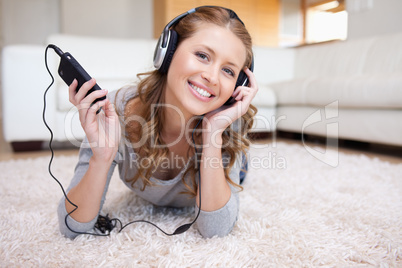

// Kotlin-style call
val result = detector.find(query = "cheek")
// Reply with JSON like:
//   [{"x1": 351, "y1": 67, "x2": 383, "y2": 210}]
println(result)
[
  {"x1": 221, "y1": 81, "x2": 236, "y2": 98},
  {"x1": 169, "y1": 50, "x2": 197, "y2": 78}
]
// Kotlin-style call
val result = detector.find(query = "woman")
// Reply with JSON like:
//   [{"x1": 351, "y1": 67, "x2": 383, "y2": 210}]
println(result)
[{"x1": 58, "y1": 6, "x2": 258, "y2": 239}]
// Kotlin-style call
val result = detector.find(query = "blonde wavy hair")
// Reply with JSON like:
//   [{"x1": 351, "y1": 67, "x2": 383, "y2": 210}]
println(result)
[{"x1": 118, "y1": 6, "x2": 257, "y2": 197}]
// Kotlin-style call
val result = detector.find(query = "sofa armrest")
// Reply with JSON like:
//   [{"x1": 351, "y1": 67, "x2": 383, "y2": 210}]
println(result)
[{"x1": 2, "y1": 45, "x2": 56, "y2": 142}]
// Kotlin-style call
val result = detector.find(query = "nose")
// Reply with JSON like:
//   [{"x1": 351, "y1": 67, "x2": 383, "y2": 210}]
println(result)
[{"x1": 201, "y1": 66, "x2": 219, "y2": 86}]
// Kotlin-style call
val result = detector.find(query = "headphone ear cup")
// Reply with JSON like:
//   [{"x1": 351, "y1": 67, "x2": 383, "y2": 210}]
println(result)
[
  {"x1": 224, "y1": 71, "x2": 249, "y2": 106},
  {"x1": 225, "y1": 57, "x2": 254, "y2": 105},
  {"x1": 236, "y1": 70, "x2": 248, "y2": 88},
  {"x1": 158, "y1": 30, "x2": 178, "y2": 74},
  {"x1": 234, "y1": 56, "x2": 254, "y2": 89}
]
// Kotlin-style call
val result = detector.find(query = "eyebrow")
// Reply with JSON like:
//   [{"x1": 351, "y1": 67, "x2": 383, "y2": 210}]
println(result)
[{"x1": 201, "y1": 45, "x2": 242, "y2": 70}]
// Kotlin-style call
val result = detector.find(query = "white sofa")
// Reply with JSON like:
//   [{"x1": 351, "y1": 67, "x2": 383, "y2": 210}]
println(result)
[
  {"x1": 1, "y1": 34, "x2": 277, "y2": 149},
  {"x1": 3, "y1": 32, "x2": 402, "y2": 150},
  {"x1": 269, "y1": 32, "x2": 402, "y2": 147}
]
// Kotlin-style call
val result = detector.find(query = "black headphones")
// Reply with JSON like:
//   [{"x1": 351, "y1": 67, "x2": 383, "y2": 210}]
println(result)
[{"x1": 153, "y1": 6, "x2": 254, "y2": 104}]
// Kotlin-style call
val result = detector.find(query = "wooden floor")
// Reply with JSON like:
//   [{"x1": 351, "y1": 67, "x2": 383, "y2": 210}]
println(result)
[{"x1": 1, "y1": 118, "x2": 401, "y2": 164}]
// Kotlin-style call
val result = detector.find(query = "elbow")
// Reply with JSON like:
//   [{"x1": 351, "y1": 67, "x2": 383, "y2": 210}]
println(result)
[
  {"x1": 57, "y1": 198, "x2": 96, "y2": 239},
  {"x1": 194, "y1": 201, "x2": 239, "y2": 238},
  {"x1": 196, "y1": 219, "x2": 237, "y2": 238},
  {"x1": 57, "y1": 198, "x2": 78, "y2": 239},
  {"x1": 58, "y1": 220, "x2": 79, "y2": 240}
]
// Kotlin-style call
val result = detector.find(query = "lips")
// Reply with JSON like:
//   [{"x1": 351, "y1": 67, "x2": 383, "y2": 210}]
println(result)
[{"x1": 188, "y1": 81, "x2": 215, "y2": 101}]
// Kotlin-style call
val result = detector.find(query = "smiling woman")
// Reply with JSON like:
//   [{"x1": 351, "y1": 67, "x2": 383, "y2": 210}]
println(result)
[{"x1": 57, "y1": 6, "x2": 258, "y2": 239}]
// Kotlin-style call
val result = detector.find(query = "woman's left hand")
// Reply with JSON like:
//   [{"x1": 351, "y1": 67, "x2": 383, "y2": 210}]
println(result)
[{"x1": 203, "y1": 68, "x2": 258, "y2": 134}]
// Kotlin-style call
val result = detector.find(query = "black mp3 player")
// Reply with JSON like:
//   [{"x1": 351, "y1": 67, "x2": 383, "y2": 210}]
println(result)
[{"x1": 56, "y1": 47, "x2": 105, "y2": 104}]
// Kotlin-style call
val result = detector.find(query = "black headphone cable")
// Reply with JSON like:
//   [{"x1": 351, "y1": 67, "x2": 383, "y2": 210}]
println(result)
[{"x1": 44, "y1": 44, "x2": 202, "y2": 237}]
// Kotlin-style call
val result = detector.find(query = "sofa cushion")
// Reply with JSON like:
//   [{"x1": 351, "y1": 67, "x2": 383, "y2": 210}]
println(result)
[
  {"x1": 294, "y1": 38, "x2": 374, "y2": 78},
  {"x1": 272, "y1": 73, "x2": 402, "y2": 109},
  {"x1": 251, "y1": 84, "x2": 277, "y2": 107},
  {"x1": 363, "y1": 32, "x2": 402, "y2": 74},
  {"x1": 253, "y1": 46, "x2": 295, "y2": 84},
  {"x1": 268, "y1": 77, "x2": 314, "y2": 105},
  {"x1": 276, "y1": 106, "x2": 402, "y2": 146},
  {"x1": 305, "y1": 73, "x2": 402, "y2": 108}
]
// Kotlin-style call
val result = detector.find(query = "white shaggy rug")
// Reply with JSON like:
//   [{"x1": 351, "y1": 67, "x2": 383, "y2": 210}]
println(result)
[{"x1": 1, "y1": 141, "x2": 401, "y2": 267}]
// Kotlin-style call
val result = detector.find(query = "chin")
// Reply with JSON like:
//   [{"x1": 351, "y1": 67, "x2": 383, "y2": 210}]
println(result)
[{"x1": 185, "y1": 104, "x2": 209, "y2": 116}]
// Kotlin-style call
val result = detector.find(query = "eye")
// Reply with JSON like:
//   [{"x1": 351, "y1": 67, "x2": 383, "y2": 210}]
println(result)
[
  {"x1": 195, "y1": 52, "x2": 209, "y2": 61},
  {"x1": 223, "y1": 67, "x2": 235, "y2": 77}
]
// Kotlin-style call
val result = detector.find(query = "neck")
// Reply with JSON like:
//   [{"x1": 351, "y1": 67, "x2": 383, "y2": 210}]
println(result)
[
  {"x1": 161, "y1": 94, "x2": 202, "y2": 144},
  {"x1": 162, "y1": 106, "x2": 188, "y2": 136},
  {"x1": 162, "y1": 87, "x2": 191, "y2": 133}
]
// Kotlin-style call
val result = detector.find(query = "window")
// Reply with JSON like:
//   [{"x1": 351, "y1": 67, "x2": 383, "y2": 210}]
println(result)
[{"x1": 305, "y1": 0, "x2": 348, "y2": 43}]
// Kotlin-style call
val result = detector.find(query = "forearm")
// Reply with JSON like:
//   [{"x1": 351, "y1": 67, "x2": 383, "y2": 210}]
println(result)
[
  {"x1": 197, "y1": 132, "x2": 231, "y2": 211},
  {"x1": 65, "y1": 157, "x2": 112, "y2": 223},
  {"x1": 195, "y1": 133, "x2": 241, "y2": 237}
]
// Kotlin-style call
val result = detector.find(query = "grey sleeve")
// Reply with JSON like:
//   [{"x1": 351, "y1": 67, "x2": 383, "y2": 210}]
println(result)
[
  {"x1": 195, "y1": 153, "x2": 242, "y2": 238},
  {"x1": 57, "y1": 138, "x2": 120, "y2": 239}
]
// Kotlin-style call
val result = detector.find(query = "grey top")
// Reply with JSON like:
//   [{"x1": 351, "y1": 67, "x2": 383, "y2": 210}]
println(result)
[{"x1": 58, "y1": 86, "x2": 242, "y2": 239}]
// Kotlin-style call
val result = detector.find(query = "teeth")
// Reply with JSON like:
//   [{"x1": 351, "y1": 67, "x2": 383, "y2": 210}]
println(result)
[{"x1": 190, "y1": 83, "x2": 211, "y2": 97}]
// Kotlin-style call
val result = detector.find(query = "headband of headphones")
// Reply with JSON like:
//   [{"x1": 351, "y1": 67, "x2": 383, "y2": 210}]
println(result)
[{"x1": 153, "y1": 6, "x2": 251, "y2": 74}]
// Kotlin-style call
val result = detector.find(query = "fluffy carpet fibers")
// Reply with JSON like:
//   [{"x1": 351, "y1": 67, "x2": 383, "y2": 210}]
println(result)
[{"x1": 1, "y1": 141, "x2": 401, "y2": 267}]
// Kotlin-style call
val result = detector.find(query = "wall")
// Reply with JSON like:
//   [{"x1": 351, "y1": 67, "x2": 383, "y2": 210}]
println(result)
[
  {"x1": 347, "y1": 0, "x2": 402, "y2": 39},
  {"x1": 0, "y1": 0, "x2": 153, "y2": 46},
  {"x1": 60, "y1": 0, "x2": 153, "y2": 39},
  {"x1": 1, "y1": 0, "x2": 60, "y2": 46},
  {"x1": 0, "y1": 0, "x2": 152, "y2": 120},
  {"x1": 153, "y1": 0, "x2": 281, "y2": 47},
  {"x1": 280, "y1": 0, "x2": 303, "y2": 47}
]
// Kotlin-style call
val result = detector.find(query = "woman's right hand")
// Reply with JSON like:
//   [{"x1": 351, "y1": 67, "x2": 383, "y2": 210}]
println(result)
[{"x1": 68, "y1": 79, "x2": 121, "y2": 163}]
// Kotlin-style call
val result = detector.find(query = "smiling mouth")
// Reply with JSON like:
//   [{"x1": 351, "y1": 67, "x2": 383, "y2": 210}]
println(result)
[{"x1": 189, "y1": 82, "x2": 214, "y2": 98}]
